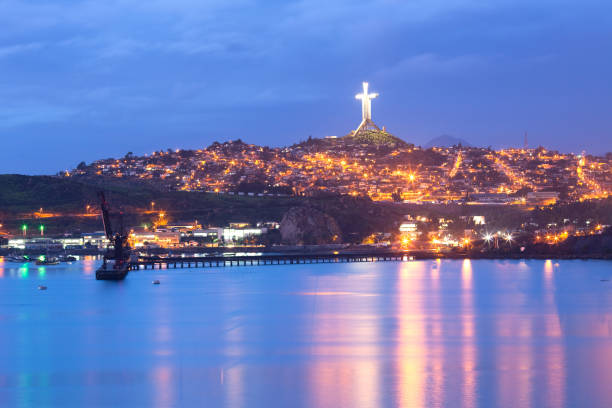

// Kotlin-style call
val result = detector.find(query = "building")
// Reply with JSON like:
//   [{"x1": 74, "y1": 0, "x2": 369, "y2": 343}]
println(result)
[
  {"x1": 82, "y1": 232, "x2": 110, "y2": 248},
  {"x1": 399, "y1": 222, "x2": 419, "y2": 241},
  {"x1": 526, "y1": 191, "x2": 559, "y2": 206},
  {"x1": 7, "y1": 238, "x2": 25, "y2": 249},
  {"x1": 220, "y1": 226, "x2": 267, "y2": 244},
  {"x1": 25, "y1": 238, "x2": 63, "y2": 251},
  {"x1": 191, "y1": 228, "x2": 219, "y2": 238},
  {"x1": 472, "y1": 216, "x2": 486, "y2": 225},
  {"x1": 184, "y1": 228, "x2": 220, "y2": 246},
  {"x1": 130, "y1": 231, "x2": 181, "y2": 248},
  {"x1": 58, "y1": 236, "x2": 84, "y2": 249}
]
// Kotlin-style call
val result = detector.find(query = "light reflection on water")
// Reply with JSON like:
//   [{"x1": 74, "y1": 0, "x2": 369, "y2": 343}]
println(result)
[{"x1": 0, "y1": 259, "x2": 612, "y2": 407}]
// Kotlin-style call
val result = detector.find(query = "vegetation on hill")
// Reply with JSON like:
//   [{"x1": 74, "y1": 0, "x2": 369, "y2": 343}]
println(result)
[
  {"x1": 345, "y1": 129, "x2": 410, "y2": 148},
  {"x1": 1, "y1": 175, "x2": 610, "y2": 246},
  {"x1": 0, "y1": 175, "x2": 406, "y2": 242}
]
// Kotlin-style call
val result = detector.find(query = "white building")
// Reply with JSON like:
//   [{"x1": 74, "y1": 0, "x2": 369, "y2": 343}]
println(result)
[
  {"x1": 220, "y1": 227, "x2": 266, "y2": 243},
  {"x1": 7, "y1": 238, "x2": 26, "y2": 249},
  {"x1": 25, "y1": 238, "x2": 63, "y2": 251},
  {"x1": 399, "y1": 222, "x2": 419, "y2": 241},
  {"x1": 82, "y1": 232, "x2": 110, "y2": 248}
]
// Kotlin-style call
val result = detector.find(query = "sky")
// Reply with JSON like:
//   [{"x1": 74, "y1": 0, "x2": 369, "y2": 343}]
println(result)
[{"x1": 1, "y1": 0, "x2": 612, "y2": 174}]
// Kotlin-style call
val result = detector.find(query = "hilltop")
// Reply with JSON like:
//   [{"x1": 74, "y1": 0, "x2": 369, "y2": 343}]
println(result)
[
  {"x1": 425, "y1": 135, "x2": 472, "y2": 148},
  {"x1": 293, "y1": 130, "x2": 412, "y2": 150},
  {"x1": 346, "y1": 129, "x2": 411, "y2": 148}
]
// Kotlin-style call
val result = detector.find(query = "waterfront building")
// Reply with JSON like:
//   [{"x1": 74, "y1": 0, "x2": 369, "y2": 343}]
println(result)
[
  {"x1": 220, "y1": 226, "x2": 267, "y2": 244},
  {"x1": 192, "y1": 228, "x2": 219, "y2": 238},
  {"x1": 58, "y1": 237, "x2": 84, "y2": 249},
  {"x1": 130, "y1": 231, "x2": 181, "y2": 248},
  {"x1": 25, "y1": 238, "x2": 63, "y2": 251},
  {"x1": 7, "y1": 238, "x2": 25, "y2": 249},
  {"x1": 82, "y1": 232, "x2": 110, "y2": 248}
]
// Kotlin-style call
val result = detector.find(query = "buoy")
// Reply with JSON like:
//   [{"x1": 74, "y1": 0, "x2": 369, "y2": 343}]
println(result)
[
  {"x1": 152, "y1": 280, "x2": 160, "y2": 285},
  {"x1": 38, "y1": 285, "x2": 47, "y2": 290}
]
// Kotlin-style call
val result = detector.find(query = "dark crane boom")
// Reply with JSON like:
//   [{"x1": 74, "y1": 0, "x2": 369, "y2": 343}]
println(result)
[
  {"x1": 98, "y1": 191, "x2": 113, "y2": 239},
  {"x1": 97, "y1": 191, "x2": 130, "y2": 262}
]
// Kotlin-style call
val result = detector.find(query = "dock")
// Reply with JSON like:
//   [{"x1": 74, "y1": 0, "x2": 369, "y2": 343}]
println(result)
[{"x1": 131, "y1": 251, "x2": 414, "y2": 270}]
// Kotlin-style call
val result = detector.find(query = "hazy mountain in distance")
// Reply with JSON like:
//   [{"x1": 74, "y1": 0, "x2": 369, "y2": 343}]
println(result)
[{"x1": 424, "y1": 135, "x2": 472, "y2": 148}]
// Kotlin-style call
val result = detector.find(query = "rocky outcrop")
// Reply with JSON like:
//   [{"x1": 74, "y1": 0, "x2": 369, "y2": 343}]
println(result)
[{"x1": 280, "y1": 206, "x2": 342, "y2": 245}]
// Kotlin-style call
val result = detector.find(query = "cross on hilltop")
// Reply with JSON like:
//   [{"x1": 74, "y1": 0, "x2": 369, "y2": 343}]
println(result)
[{"x1": 354, "y1": 82, "x2": 381, "y2": 135}]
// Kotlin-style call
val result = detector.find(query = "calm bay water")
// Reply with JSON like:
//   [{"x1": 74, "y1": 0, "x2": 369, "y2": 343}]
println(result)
[{"x1": 1, "y1": 258, "x2": 612, "y2": 407}]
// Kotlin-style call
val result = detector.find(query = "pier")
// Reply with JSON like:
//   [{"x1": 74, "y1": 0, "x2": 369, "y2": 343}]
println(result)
[{"x1": 131, "y1": 252, "x2": 414, "y2": 270}]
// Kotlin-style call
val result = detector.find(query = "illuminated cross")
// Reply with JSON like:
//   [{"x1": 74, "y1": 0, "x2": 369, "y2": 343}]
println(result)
[
  {"x1": 356, "y1": 82, "x2": 378, "y2": 121},
  {"x1": 354, "y1": 82, "x2": 380, "y2": 134}
]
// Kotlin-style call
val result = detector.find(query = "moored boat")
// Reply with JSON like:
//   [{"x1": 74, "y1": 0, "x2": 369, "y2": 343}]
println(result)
[
  {"x1": 59, "y1": 255, "x2": 77, "y2": 262},
  {"x1": 7, "y1": 255, "x2": 30, "y2": 263},
  {"x1": 36, "y1": 257, "x2": 60, "y2": 265}
]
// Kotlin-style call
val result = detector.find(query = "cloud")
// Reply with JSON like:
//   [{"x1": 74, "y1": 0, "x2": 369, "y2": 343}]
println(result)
[
  {"x1": 0, "y1": 104, "x2": 78, "y2": 127},
  {"x1": 0, "y1": 42, "x2": 43, "y2": 58},
  {"x1": 375, "y1": 53, "x2": 487, "y2": 80}
]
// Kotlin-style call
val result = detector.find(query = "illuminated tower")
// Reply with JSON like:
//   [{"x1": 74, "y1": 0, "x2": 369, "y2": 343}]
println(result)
[{"x1": 354, "y1": 82, "x2": 380, "y2": 135}]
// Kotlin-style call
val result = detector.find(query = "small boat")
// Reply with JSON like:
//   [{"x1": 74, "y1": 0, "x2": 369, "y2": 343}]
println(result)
[
  {"x1": 7, "y1": 255, "x2": 30, "y2": 263},
  {"x1": 59, "y1": 255, "x2": 77, "y2": 262},
  {"x1": 36, "y1": 257, "x2": 60, "y2": 265}
]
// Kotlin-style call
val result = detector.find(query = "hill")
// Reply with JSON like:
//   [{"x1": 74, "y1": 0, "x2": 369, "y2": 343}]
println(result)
[
  {"x1": 0, "y1": 175, "x2": 406, "y2": 242},
  {"x1": 0, "y1": 174, "x2": 161, "y2": 213},
  {"x1": 346, "y1": 129, "x2": 410, "y2": 148},
  {"x1": 425, "y1": 134, "x2": 472, "y2": 148}
]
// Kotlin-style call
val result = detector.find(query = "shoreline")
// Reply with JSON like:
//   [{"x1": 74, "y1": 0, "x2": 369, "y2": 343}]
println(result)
[{"x1": 2, "y1": 247, "x2": 610, "y2": 261}]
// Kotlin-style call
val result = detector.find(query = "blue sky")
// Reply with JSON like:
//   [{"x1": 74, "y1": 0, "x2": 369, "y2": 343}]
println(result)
[{"x1": 1, "y1": 0, "x2": 611, "y2": 174}]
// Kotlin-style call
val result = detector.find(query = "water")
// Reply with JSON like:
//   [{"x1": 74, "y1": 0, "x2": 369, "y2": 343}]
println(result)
[{"x1": 1, "y1": 258, "x2": 612, "y2": 408}]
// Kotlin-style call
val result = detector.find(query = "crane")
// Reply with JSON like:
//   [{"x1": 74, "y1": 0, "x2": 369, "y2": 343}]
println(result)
[{"x1": 96, "y1": 191, "x2": 131, "y2": 280}]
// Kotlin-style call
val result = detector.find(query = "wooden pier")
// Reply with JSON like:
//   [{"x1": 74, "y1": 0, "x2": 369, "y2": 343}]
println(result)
[{"x1": 131, "y1": 252, "x2": 414, "y2": 270}]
